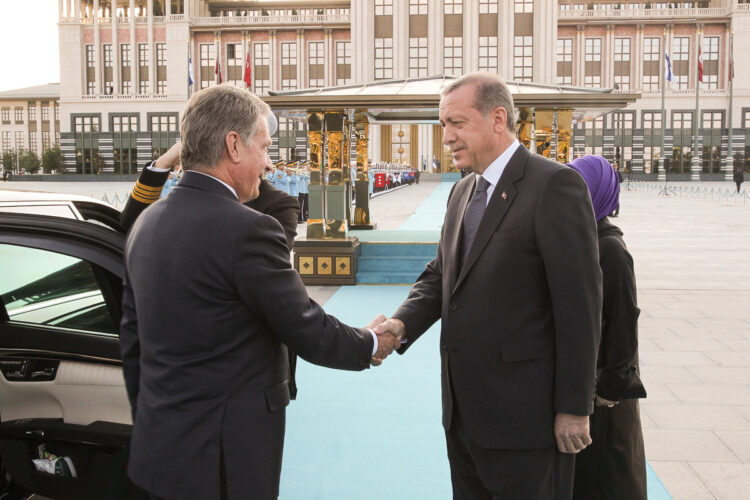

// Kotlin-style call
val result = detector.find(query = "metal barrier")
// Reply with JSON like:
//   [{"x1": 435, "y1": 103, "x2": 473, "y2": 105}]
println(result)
[
  {"x1": 624, "y1": 181, "x2": 749, "y2": 207},
  {"x1": 98, "y1": 192, "x2": 130, "y2": 210}
]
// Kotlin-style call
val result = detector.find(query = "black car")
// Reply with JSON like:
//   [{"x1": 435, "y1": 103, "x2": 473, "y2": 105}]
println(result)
[{"x1": 0, "y1": 190, "x2": 146, "y2": 499}]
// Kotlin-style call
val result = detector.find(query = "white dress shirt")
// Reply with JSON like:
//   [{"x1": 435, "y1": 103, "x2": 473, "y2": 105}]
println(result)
[{"x1": 476, "y1": 139, "x2": 521, "y2": 206}]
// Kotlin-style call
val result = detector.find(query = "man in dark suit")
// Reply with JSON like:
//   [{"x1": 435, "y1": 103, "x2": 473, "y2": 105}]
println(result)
[
  {"x1": 119, "y1": 85, "x2": 398, "y2": 500},
  {"x1": 375, "y1": 73, "x2": 602, "y2": 499}
]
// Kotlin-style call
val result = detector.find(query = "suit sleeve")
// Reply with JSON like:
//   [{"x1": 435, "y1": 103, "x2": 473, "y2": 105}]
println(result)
[
  {"x1": 120, "y1": 164, "x2": 170, "y2": 231},
  {"x1": 119, "y1": 270, "x2": 140, "y2": 420},
  {"x1": 391, "y1": 183, "x2": 458, "y2": 351},
  {"x1": 265, "y1": 193, "x2": 300, "y2": 250},
  {"x1": 597, "y1": 236, "x2": 640, "y2": 400},
  {"x1": 535, "y1": 168, "x2": 602, "y2": 416},
  {"x1": 234, "y1": 215, "x2": 373, "y2": 370}
]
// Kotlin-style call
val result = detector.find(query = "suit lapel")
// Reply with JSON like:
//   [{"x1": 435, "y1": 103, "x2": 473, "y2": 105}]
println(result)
[
  {"x1": 445, "y1": 177, "x2": 475, "y2": 294},
  {"x1": 451, "y1": 146, "x2": 529, "y2": 296}
]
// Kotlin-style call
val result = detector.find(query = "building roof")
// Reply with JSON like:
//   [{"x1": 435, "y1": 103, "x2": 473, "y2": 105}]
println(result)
[
  {"x1": 0, "y1": 83, "x2": 60, "y2": 101},
  {"x1": 265, "y1": 75, "x2": 640, "y2": 124}
]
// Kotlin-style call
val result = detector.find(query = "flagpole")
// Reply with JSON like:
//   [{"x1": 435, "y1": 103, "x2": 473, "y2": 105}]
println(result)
[
  {"x1": 691, "y1": 31, "x2": 702, "y2": 181},
  {"x1": 725, "y1": 30, "x2": 734, "y2": 182},
  {"x1": 659, "y1": 34, "x2": 667, "y2": 184}
]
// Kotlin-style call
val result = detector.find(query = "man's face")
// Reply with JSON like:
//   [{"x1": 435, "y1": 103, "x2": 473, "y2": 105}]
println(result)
[
  {"x1": 232, "y1": 118, "x2": 271, "y2": 202},
  {"x1": 439, "y1": 84, "x2": 501, "y2": 173}
]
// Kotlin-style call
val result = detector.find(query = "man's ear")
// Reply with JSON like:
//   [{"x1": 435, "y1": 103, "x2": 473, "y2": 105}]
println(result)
[
  {"x1": 225, "y1": 132, "x2": 242, "y2": 164},
  {"x1": 493, "y1": 107, "x2": 507, "y2": 135}
]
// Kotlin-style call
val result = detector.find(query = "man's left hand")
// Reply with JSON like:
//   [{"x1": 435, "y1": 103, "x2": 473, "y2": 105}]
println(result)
[{"x1": 554, "y1": 412, "x2": 591, "y2": 454}]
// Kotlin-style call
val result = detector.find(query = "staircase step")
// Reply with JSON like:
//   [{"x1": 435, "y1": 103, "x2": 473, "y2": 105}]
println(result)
[
  {"x1": 357, "y1": 256, "x2": 431, "y2": 273},
  {"x1": 356, "y1": 271, "x2": 423, "y2": 285},
  {"x1": 359, "y1": 242, "x2": 438, "y2": 257}
]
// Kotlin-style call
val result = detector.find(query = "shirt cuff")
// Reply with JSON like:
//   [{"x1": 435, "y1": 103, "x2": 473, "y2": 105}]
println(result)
[
  {"x1": 367, "y1": 328, "x2": 378, "y2": 356},
  {"x1": 147, "y1": 160, "x2": 170, "y2": 173}
]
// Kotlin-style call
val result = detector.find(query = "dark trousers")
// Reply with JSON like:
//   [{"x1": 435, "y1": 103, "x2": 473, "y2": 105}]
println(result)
[
  {"x1": 446, "y1": 407, "x2": 575, "y2": 500},
  {"x1": 298, "y1": 193, "x2": 308, "y2": 221}
]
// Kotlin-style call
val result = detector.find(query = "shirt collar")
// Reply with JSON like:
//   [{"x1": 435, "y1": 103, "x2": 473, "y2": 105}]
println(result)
[
  {"x1": 190, "y1": 170, "x2": 239, "y2": 200},
  {"x1": 479, "y1": 140, "x2": 521, "y2": 188}
]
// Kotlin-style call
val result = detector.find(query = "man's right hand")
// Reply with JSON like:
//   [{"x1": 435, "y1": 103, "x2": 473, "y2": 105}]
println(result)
[
  {"x1": 154, "y1": 141, "x2": 182, "y2": 170},
  {"x1": 373, "y1": 317, "x2": 406, "y2": 340}
]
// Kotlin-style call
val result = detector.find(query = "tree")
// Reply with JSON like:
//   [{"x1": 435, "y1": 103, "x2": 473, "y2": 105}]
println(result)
[
  {"x1": 41, "y1": 146, "x2": 62, "y2": 174},
  {"x1": 2, "y1": 149, "x2": 18, "y2": 172},
  {"x1": 18, "y1": 149, "x2": 41, "y2": 174}
]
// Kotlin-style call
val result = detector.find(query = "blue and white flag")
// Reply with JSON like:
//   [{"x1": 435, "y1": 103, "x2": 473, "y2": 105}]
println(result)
[
  {"x1": 188, "y1": 55, "x2": 195, "y2": 87},
  {"x1": 664, "y1": 50, "x2": 673, "y2": 85}
]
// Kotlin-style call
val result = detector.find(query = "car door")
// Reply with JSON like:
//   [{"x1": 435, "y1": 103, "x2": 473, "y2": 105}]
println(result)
[{"x1": 0, "y1": 212, "x2": 145, "y2": 500}]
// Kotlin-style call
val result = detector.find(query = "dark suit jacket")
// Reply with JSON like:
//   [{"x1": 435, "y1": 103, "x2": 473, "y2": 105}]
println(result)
[
  {"x1": 119, "y1": 171, "x2": 373, "y2": 499},
  {"x1": 393, "y1": 145, "x2": 602, "y2": 450}
]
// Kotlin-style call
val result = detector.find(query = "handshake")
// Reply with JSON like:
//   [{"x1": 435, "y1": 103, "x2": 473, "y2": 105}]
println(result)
[{"x1": 366, "y1": 314, "x2": 405, "y2": 366}]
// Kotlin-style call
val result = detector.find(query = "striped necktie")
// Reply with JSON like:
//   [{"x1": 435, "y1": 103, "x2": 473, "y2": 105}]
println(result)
[{"x1": 461, "y1": 176, "x2": 490, "y2": 261}]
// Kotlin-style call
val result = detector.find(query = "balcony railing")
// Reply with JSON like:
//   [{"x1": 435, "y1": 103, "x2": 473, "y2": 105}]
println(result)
[
  {"x1": 80, "y1": 93, "x2": 169, "y2": 101},
  {"x1": 189, "y1": 13, "x2": 350, "y2": 26},
  {"x1": 634, "y1": 88, "x2": 728, "y2": 97},
  {"x1": 559, "y1": 7, "x2": 729, "y2": 20},
  {"x1": 61, "y1": 13, "x2": 345, "y2": 26}
]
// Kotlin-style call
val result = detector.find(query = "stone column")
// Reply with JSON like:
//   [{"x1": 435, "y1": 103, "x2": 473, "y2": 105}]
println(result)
[
  {"x1": 324, "y1": 28, "x2": 333, "y2": 86},
  {"x1": 129, "y1": 0, "x2": 136, "y2": 95},
  {"x1": 499, "y1": 0, "x2": 513, "y2": 79},
  {"x1": 297, "y1": 29, "x2": 304, "y2": 89},
  {"x1": 634, "y1": 24, "x2": 643, "y2": 91},
  {"x1": 576, "y1": 25, "x2": 585, "y2": 86},
  {"x1": 533, "y1": 0, "x2": 557, "y2": 84},
  {"x1": 112, "y1": 0, "x2": 119, "y2": 94},
  {"x1": 428, "y1": 0, "x2": 443, "y2": 75},
  {"x1": 605, "y1": 24, "x2": 614, "y2": 88},
  {"x1": 165, "y1": 0, "x2": 170, "y2": 17},
  {"x1": 464, "y1": 0, "x2": 479, "y2": 73},
  {"x1": 94, "y1": 0, "x2": 102, "y2": 94},
  {"x1": 269, "y1": 30, "x2": 278, "y2": 90},
  {"x1": 394, "y1": 0, "x2": 409, "y2": 78},
  {"x1": 74, "y1": 0, "x2": 81, "y2": 20},
  {"x1": 148, "y1": 0, "x2": 155, "y2": 94}
]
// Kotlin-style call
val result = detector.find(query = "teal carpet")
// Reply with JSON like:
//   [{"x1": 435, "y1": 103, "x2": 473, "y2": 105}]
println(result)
[{"x1": 280, "y1": 286, "x2": 672, "y2": 499}]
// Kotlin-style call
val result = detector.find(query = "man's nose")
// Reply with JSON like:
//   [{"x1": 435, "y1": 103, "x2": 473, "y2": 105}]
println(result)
[{"x1": 442, "y1": 127, "x2": 455, "y2": 145}]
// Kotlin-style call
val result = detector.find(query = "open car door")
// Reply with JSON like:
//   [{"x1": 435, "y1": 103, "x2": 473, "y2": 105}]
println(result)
[{"x1": 0, "y1": 213, "x2": 145, "y2": 500}]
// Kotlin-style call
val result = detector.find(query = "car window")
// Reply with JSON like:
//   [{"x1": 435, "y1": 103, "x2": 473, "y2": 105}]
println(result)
[{"x1": 0, "y1": 243, "x2": 117, "y2": 335}]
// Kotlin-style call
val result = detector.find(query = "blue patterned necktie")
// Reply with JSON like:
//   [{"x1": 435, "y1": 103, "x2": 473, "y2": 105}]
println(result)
[{"x1": 461, "y1": 176, "x2": 490, "y2": 261}]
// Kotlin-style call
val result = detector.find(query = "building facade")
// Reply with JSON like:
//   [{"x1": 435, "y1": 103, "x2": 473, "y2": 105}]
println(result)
[
  {"x1": 0, "y1": 84, "x2": 61, "y2": 168},
  {"x1": 50, "y1": 0, "x2": 750, "y2": 178}
]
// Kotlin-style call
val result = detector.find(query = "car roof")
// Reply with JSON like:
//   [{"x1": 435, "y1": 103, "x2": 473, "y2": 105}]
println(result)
[{"x1": 0, "y1": 188, "x2": 114, "y2": 207}]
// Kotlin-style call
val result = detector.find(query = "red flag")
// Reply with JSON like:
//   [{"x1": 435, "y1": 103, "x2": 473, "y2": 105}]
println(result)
[
  {"x1": 698, "y1": 46, "x2": 703, "y2": 83},
  {"x1": 243, "y1": 52, "x2": 252, "y2": 89},
  {"x1": 214, "y1": 44, "x2": 223, "y2": 84}
]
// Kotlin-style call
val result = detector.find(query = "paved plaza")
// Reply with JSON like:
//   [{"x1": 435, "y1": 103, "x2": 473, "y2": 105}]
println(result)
[{"x1": 3, "y1": 177, "x2": 749, "y2": 499}]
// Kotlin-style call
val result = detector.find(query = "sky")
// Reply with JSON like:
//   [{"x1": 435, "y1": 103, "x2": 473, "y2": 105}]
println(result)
[{"x1": 0, "y1": 0, "x2": 60, "y2": 92}]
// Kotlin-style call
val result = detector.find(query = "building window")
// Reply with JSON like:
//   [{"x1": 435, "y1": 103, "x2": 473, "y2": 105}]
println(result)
[
  {"x1": 253, "y1": 42, "x2": 270, "y2": 95},
  {"x1": 156, "y1": 42, "x2": 167, "y2": 94},
  {"x1": 409, "y1": 0, "x2": 427, "y2": 15},
  {"x1": 1, "y1": 108, "x2": 9, "y2": 123},
  {"x1": 514, "y1": 0, "x2": 533, "y2": 13},
  {"x1": 672, "y1": 111, "x2": 692, "y2": 130},
  {"x1": 103, "y1": 43, "x2": 113, "y2": 93},
  {"x1": 28, "y1": 105, "x2": 36, "y2": 121},
  {"x1": 557, "y1": 38, "x2": 573, "y2": 85},
  {"x1": 112, "y1": 114, "x2": 138, "y2": 133},
  {"x1": 444, "y1": 0, "x2": 462, "y2": 14},
  {"x1": 225, "y1": 43, "x2": 244, "y2": 87},
  {"x1": 702, "y1": 111, "x2": 722, "y2": 129},
  {"x1": 121, "y1": 44, "x2": 132, "y2": 93},
  {"x1": 479, "y1": 36, "x2": 498, "y2": 73},
  {"x1": 280, "y1": 42, "x2": 297, "y2": 90},
  {"x1": 409, "y1": 37, "x2": 428, "y2": 78},
  {"x1": 701, "y1": 36, "x2": 719, "y2": 89},
  {"x1": 336, "y1": 41, "x2": 352, "y2": 86},
  {"x1": 138, "y1": 44, "x2": 150, "y2": 94},
  {"x1": 671, "y1": 111, "x2": 694, "y2": 173},
  {"x1": 308, "y1": 41, "x2": 325, "y2": 88},
  {"x1": 15, "y1": 131, "x2": 24, "y2": 150},
  {"x1": 614, "y1": 38, "x2": 631, "y2": 90},
  {"x1": 29, "y1": 132, "x2": 37, "y2": 151},
  {"x1": 375, "y1": 0, "x2": 393, "y2": 16},
  {"x1": 514, "y1": 36, "x2": 532, "y2": 82},
  {"x1": 672, "y1": 37, "x2": 690, "y2": 89},
  {"x1": 150, "y1": 113, "x2": 179, "y2": 159},
  {"x1": 643, "y1": 37, "x2": 660, "y2": 90},
  {"x1": 701, "y1": 111, "x2": 723, "y2": 174},
  {"x1": 1, "y1": 132, "x2": 10, "y2": 153},
  {"x1": 584, "y1": 38, "x2": 602, "y2": 87},
  {"x1": 375, "y1": 38, "x2": 393, "y2": 80},
  {"x1": 14, "y1": 108, "x2": 23, "y2": 123},
  {"x1": 42, "y1": 131, "x2": 50, "y2": 151},
  {"x1": 479, "y1": 0, "x2": 498, "y2": 14},
  {"x1": 112, "y1": 114, "x2": 139, "y2": 174},
  {"x1": 444, "y1": 37, "x2": 463, "y2": 77},
  {"x1": 199, "y1": 43, "x2": 216, "y2": 89},
  {"x1": 86, "y1": 44, "x2": 96, "y2": 95}
]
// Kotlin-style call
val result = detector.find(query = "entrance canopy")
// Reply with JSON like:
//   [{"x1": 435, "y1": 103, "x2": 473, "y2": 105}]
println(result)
[{"x1": 264, "y1": 75, "x2": 639, "y2": 124}]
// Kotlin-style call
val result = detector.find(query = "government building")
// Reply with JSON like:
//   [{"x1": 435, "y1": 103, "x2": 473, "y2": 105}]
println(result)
[{"x1": 3, "y1": 0, "x2": 750, "y2": 180}]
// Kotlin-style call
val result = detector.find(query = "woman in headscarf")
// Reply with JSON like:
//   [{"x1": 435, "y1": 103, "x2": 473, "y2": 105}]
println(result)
[{"x1": 567, "y1": 155, "x2": 647, "y2": 500}]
